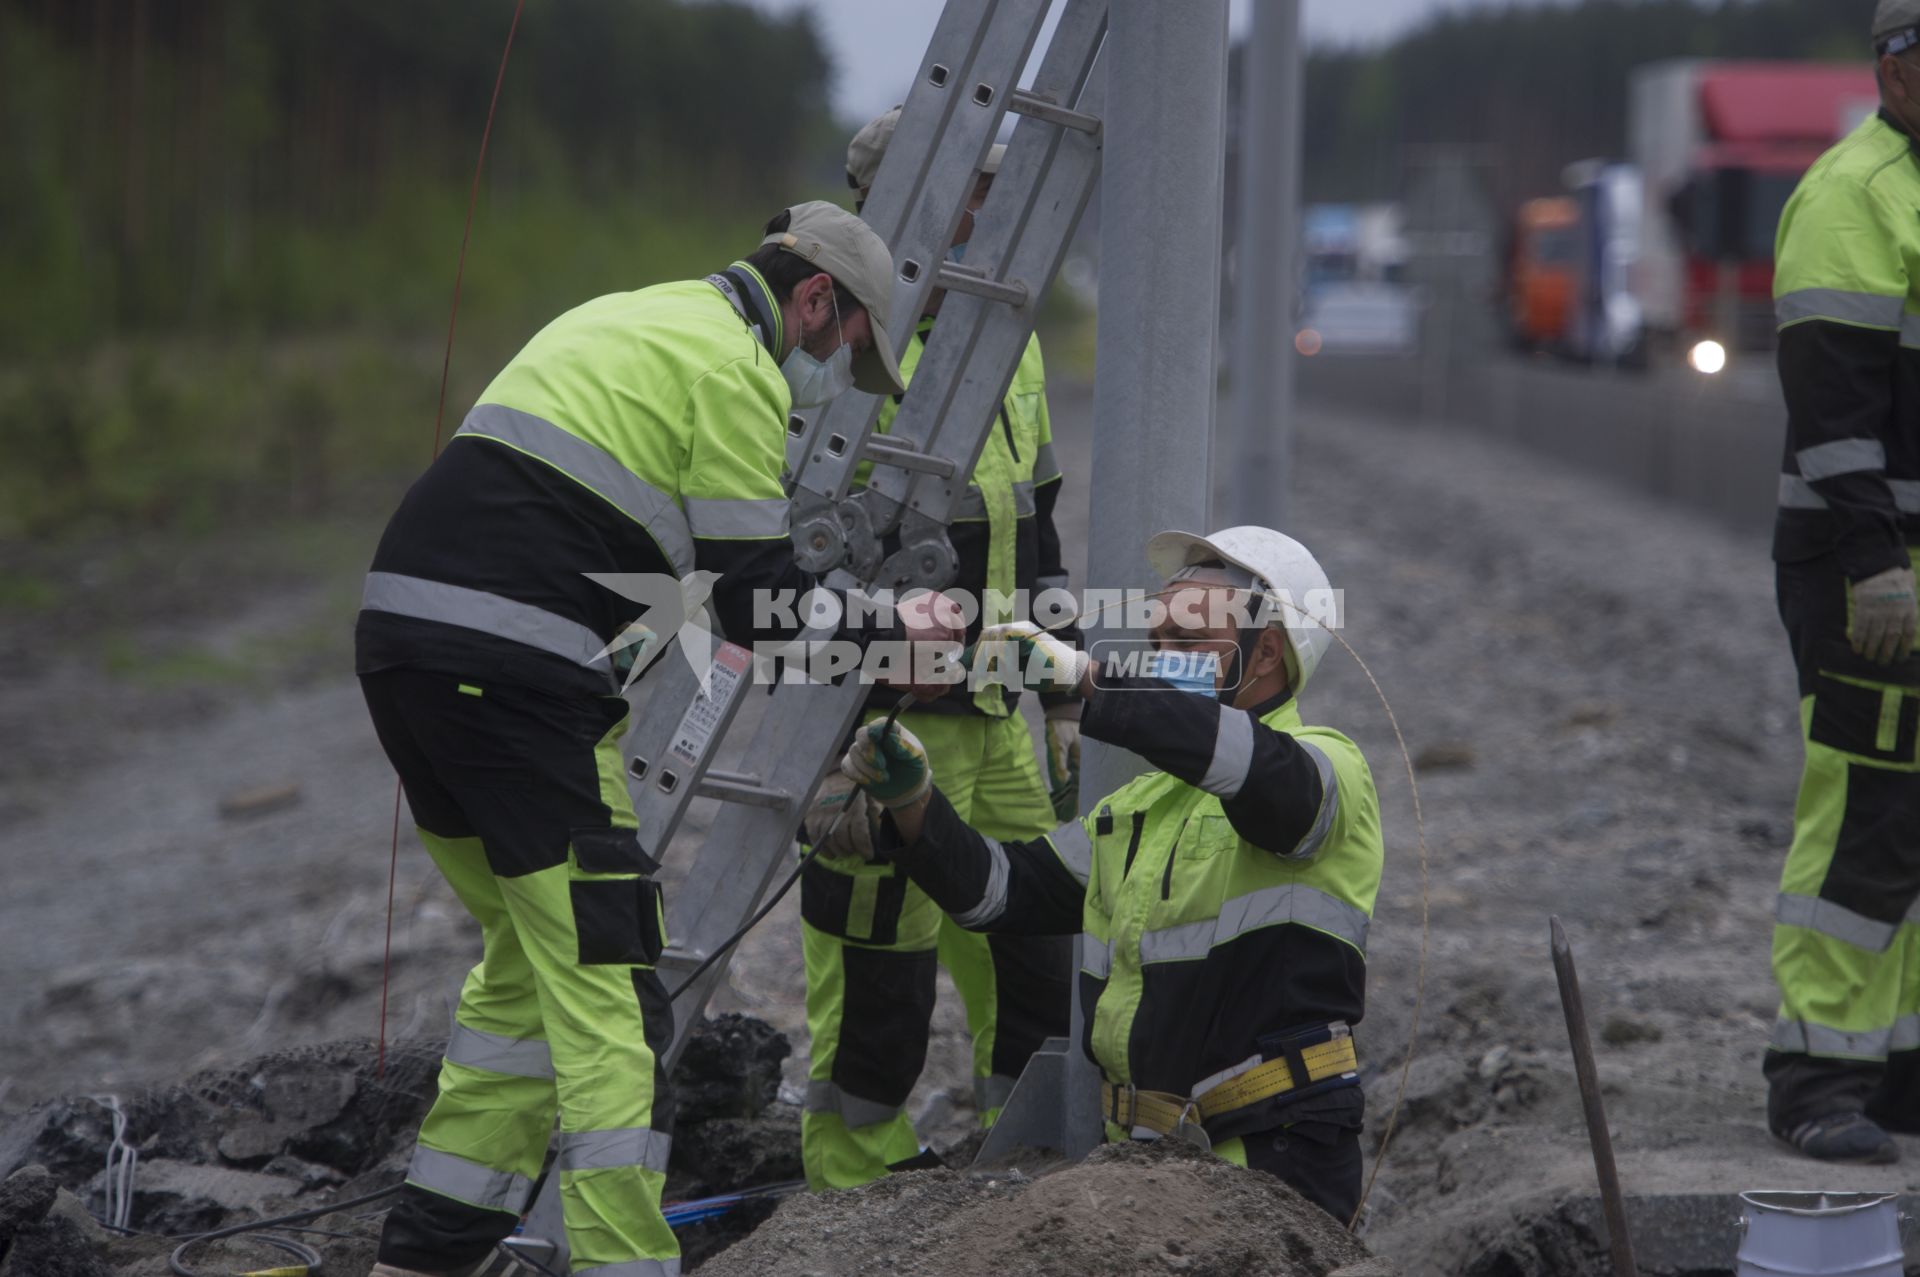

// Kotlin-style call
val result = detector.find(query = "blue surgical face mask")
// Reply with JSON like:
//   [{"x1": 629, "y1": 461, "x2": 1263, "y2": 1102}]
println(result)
[{"x1": 1146, "y1": 648, "x2": 1221, "y2": 697}]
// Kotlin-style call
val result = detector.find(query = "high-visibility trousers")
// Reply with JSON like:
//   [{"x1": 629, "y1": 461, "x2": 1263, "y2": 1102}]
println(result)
[
  {"x1": 1766, "y1": 551, "x2": 1920, "y2": 1135},
  {"x1": 360, "y1": 669, "x2": 680, "y2": 1276},
  {"x1": 799, "y1": 709, "x2": 1071, "y2": 1190}
]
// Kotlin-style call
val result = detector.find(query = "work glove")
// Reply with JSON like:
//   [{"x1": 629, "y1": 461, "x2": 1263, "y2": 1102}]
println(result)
[
  {"x1": 802, "y1": 771, "x2": 886, "y2": 864},
  {"x1": 841, "y1": 720, "x2": 933, "y2": 809},
  {"x1": 1849, "y1": 565, "x2": 1919, "y2": 666},
  {"x1": 964, "y1": 621, "x2": 1090, "y2": 695},
  {"x1": 1044, "y1": 708, "x2": 1081, "y2": 823}
]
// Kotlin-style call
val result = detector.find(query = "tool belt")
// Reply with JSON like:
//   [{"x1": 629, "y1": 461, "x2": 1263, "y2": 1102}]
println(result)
[{"x1": 1101, "y1": 1022, "x2": 1358, "y2": 1139}]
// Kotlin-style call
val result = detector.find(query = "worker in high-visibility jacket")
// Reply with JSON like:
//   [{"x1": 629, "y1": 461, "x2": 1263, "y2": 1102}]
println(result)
[
  {"x1": 795, "y1": 108, "x2": 1082, "y2": 1190},
  {"x1": 1764, "y1": 0, "x2": 1920, "y2": 1166},
  {"x1": 356, "y1": 202, "x2": 937, "y2": 1277},
  {"x1": 817, "y1": 527, "x2": 1383, "y2": 1221}
]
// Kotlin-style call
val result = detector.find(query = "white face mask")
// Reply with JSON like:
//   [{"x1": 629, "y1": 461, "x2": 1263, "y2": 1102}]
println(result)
[{"x1": 782, "y1": 292, "x2": 855, "y2": 407}]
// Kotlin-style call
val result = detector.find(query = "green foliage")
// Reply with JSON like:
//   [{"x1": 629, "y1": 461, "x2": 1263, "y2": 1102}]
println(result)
[
  {"x1": 0, "y1": 0, "x2": 831, "y2": 355},
  {"x1": 0, "y1": 192, "x2": 763, "y2": 539},
  {"x1": 1298, "y1": 0, "x2": 1880, "y2": 207},
  {"x1": 0, "y1": 0, "x2": 832, "y2": 539}
]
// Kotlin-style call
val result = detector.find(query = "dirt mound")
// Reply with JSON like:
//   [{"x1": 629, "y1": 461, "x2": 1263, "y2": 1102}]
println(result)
[{"x1": 699, "y1": 1138, "x2": 1384, "y2": 1277}]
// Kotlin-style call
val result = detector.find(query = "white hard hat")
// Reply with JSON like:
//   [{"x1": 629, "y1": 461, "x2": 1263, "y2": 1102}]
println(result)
[{"x1": 1146, "y1": 526, "x2": 1338, "y2": 691}]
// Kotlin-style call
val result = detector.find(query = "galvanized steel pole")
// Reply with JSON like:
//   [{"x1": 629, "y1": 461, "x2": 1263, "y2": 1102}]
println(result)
[
  {"x1": 1072, "y1": 0, "x2": 1231, "y2": 1157},
  {"x1": 1227, "y1": 0, "x2": 1303, "y2": 528},
  {"x1": 1083, "y1": 0, "x2": 1230, "y2": 804}
]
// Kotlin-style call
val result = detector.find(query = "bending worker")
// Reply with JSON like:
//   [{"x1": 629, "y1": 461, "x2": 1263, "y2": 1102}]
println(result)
[
  {"x1": 1764, "y1": 0, "x2": 1920, "y2": 1165},
  {"x1": 797, "y1": 107, "x2": 1081, "y2": 1188},
  {"x1": 821, "y1": 526, "x2": 1383, "y2": 1220},
  {"x1": 357, "y1": 203, "x2": 946, "y2": 1277}
]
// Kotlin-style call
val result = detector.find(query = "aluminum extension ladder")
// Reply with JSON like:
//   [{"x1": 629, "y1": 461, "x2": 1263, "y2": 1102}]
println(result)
[{"x1": 516, "y1": 0, "x2": 1107, "y2": 1264}]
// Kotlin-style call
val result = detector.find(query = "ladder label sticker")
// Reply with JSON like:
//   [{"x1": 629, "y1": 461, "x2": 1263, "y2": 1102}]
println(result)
[{"x1": 667, "y1": 642, "x2": 753, "y2": 767}]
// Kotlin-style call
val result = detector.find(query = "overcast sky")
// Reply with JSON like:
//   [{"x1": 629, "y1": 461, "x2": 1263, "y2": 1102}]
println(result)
[{"x1": 744, "y1": 0, "x2": 1487, "y2": 123}]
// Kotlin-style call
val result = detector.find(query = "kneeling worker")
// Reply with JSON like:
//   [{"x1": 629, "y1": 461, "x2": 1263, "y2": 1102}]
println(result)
[{"x1": 825, "y1": 527, "x2": 1384, "y2": 1220}]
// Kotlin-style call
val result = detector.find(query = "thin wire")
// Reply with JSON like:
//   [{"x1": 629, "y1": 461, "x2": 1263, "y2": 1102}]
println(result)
[
  {"x1": 90, "y1": 1093, "x2": 137, "y2": 1231},
  {"x1": 377, "y1": 0, "x2": 527, "y2": 1079},
  {"x1": 378, "y1": 782, "x2": 402, "y2": 1080},
  {"x1": 168, "y1": 1231, "x2": 321, "y2": 1277},
  {"x1": 1036, "y1": 585, "x2": 1430, "y2": 1231},
  {"x1": 666, "y1": 696, "x2": 911, "y2": 1001}
]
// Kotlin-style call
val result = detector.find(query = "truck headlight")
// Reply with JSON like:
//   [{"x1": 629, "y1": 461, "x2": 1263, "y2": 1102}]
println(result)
[{"x1": 1688, "y1": 340, "x2": 1727, "y2": 375}]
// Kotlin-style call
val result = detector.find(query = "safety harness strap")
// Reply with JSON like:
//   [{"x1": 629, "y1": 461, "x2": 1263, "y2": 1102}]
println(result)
[{"x1": 1100, "y1": 1024, "x2": 1358, "y2": 1136}]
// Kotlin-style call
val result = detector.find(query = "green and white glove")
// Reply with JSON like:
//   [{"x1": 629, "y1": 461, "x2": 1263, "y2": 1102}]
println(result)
[
  {"x1": 1850, "y1": 564, "x2": 1919, "y2": 666},
  {"x1": 1044, "y1": 709, "x2": 1081, "y2": 822},
  {"x1": 840, "y1": 720, "x2": 933, "y2": 809},
  {"x1": 803, "y1": 771, "x2": 885, "y2": 864},
  {"x1": 965, "y1": 621, "x2": 1090, "y2": 695}
]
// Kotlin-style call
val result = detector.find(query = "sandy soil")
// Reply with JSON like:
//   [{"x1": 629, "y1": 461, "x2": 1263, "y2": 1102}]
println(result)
[{"x1": 3, "y1": 375, "x2": 1912, "y2": 1272}]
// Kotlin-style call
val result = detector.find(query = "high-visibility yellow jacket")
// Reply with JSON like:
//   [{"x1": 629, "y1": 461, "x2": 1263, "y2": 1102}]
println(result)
[
  {"x1": 357, "y1": 262, "x2": 849, "y2": 695},
  {"x1": 1774, "y1": 111, "x2": 1920, "y2": 579},
  {"x1": 861, "y1": 323, "x2": 1075, "y2": 719},
  {"x1": 895, "y1": 682, "x2": 1384, "y2": 1142}
]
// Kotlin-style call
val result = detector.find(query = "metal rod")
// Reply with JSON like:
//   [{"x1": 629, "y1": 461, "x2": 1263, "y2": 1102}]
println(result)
[
  {"x1": 692, "y1": 775, "x2": 792, "y2": 810},
  {"x1": 1225, "y1": 0, "x2": 1302, "y2": 528},
  {"x1": 932, "y1": 261, "x2": 1032, "y2": 307},
  {"x1": 863, "y1": 437, "x2": 962, "y2": 478},
  {"x1": 1008, "y1": 88, "x2": 1103, "y2": 135},
  {"x1": 1079, "y1": 0, "x2": 1231, "y2": 1160},
  {"x1": 1549, "y1": 916, "x2": 1641, "y2": 1277}
]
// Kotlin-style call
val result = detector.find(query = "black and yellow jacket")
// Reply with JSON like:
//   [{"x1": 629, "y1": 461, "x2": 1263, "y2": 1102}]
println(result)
[
  {"x1": 892, "y1": 679, "x2": 1384, "y2": 1142},
  {"x1": 1773, "y1": 110, "x2": 1920, "y2": 579}
]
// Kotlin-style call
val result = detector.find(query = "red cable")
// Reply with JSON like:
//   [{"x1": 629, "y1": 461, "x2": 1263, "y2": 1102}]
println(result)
[{"x1": 378, "y1": 0, "x2": 527, "y2": 1079}]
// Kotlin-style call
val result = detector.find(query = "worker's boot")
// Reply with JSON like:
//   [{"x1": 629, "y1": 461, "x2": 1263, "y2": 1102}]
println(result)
[{"x1": 1779, "y1": 1110, "x2": 1900, "y2": 1164}]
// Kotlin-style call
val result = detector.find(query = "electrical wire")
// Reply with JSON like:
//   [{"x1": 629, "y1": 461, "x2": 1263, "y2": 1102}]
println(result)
[
  {"x1": 168, "y1": 1231, "x2": 322, "y2": 1277},
  {"x1": 90, "y1": 1092, "x2": 137, "y2": 1231}
]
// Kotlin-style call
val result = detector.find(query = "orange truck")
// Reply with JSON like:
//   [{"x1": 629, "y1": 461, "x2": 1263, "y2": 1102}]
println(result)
[{"x1": 1508, "y1": 197, "x2": 1578, "y2": 350}]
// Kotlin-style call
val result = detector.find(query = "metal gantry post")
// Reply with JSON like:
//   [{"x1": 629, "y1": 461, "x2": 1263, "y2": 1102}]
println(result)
[
  {"x1": 1227, "y1": 0, "x2": 1304, "y2": 529},
  {"x1": 1075, "y1": 0, "x2": 1231, "y2": 1158}
]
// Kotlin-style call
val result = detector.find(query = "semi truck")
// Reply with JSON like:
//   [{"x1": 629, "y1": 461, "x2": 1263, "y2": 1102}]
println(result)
[{"x1": 1629, "y1": 59, "x2": 1876, "y2": 372}]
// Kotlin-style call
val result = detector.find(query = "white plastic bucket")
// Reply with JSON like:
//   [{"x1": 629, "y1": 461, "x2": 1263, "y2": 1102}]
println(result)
[{"x1": 1736, "y1": 1190, "x2": 1902, "y2": 1277}]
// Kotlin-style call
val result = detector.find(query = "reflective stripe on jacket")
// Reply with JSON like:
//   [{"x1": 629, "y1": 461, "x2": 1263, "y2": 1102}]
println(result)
[
  {"x1": 357, "y1": 263, "x2": 841, "y2": 695},
  {"x1": 893, "y1": 682, "x2": 1384, "y2": 1139},
  {"x1": 1773, "y1": 111, "x2": 1920, "y2": 578}
]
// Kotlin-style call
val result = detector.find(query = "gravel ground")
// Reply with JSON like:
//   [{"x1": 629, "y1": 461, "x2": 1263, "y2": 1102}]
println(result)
[{"x1": 1, "y1": 369, "x2": 1909, "y2": 1272}]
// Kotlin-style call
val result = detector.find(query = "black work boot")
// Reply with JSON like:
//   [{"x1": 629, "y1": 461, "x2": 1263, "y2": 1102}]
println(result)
[{"x1": 1779, "y1": 1111, "x2": 1900, "y2": 1164}]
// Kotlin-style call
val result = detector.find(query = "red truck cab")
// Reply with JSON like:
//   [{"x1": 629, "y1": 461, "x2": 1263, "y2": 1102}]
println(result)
[{"x1": 1631, "y1": 61, "x2": 1878, "y2": 367}]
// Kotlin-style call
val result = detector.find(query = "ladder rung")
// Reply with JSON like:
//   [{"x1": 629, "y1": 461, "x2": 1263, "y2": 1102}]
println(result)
[
  {"x1": 865, "y1": 438, "x2": 960, "y2": 478},
  {"x1": 694, "y1": 772, "x2": 793, "y2": 810},
  {"x1": 1009, "y1": 88, "x2": 1102, "y2": 136},
  {"x1": 934, "y1": 262, "x2": 1030, "y2": 307}
]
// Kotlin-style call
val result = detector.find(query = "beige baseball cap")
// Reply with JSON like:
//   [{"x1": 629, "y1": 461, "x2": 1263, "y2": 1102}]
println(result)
[
  {"x1": 1877, "y1": 0, "x2": 1920, "y2": 49},
  {"x1": 846, "y1": 104, "x2": 1006, "y2": 194},
  {"x1": 763, "y1": 200, "x2": 905, "y2": 396}
]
